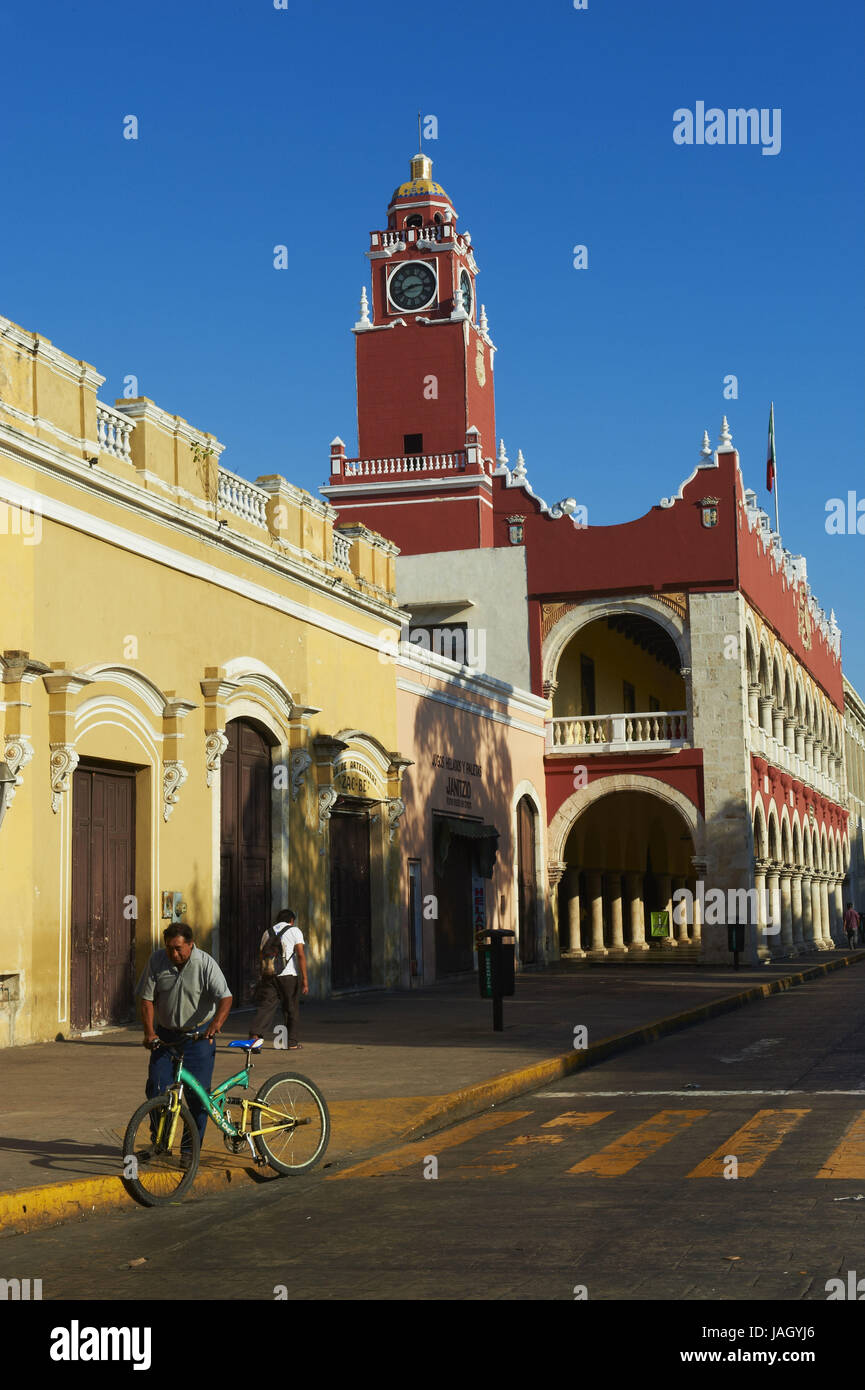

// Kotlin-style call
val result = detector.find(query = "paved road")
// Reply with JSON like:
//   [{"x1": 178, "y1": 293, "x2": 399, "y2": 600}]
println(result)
[{"x1": 3, "y1": 970, "x2": 863, "y2": 1305}]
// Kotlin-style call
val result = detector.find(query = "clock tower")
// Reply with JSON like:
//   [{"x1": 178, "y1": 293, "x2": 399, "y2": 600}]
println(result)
[{"x1": 322, "y1": 152, "x2": 499, "y2": 553}]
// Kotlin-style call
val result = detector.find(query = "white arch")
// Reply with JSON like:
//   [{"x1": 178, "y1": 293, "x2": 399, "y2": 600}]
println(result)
[
  {"x1": 511, "y1": 779, "x2": 548, "y2": 961},
  {"x1": 82, "y1": 663, "x2": 170, "y2": 717},
  {"x1": 548, "y1": 773, "x2": 703, "y2": 864},
  {"x1": 542, "y1": 597, "x2": 689, "y2": 691},
  {"x1": 222, "y1": 657, "x2": 295, "y2": 732},
  {"x1": 752, "y1": 793, "x2": 768, "y2": 859}
]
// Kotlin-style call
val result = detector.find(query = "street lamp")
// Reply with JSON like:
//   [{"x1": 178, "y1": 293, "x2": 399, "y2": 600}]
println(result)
[{"x1": 0, "y1": 761, "x2": 17, "y2": 832}]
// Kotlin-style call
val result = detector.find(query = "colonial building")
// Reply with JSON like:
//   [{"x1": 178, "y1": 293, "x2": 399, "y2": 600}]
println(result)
[
  {"x1": 323, "y1": 151, "x2": 857, "y2": 967},
  {"x1": 843, "y1": 676, "x2": 865, "y2": 910},
  {"x1": 0, "y1": 313, "x2": 412, "y2": 1046}
]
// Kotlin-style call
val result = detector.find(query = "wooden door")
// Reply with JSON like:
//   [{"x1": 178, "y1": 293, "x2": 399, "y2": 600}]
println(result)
[
  {"x1": 434, "y1": 831, "x2": 475, "y2": 976},
  {"x1": 517, "y1": 796, "x2": 538, "y2": 964},
  {"x1": 71, "y1": 765, "x2": 136, "y2": 1030},
  {"x1": 330, "y1": 809, "x2": 371, "y2": 990},
  {"x1": 220, "y1": 720, "x2": 272, "y2": 1003}
]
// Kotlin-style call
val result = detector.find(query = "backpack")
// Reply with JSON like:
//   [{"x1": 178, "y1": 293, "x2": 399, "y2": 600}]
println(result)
[{"x1": 260, "y1": 923, "x2": 292, "y2": 978}]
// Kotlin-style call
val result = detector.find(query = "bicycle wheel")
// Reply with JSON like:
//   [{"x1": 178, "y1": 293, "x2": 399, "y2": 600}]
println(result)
[
  {"x1": 122, "y1": 1096, "x2": 201, "y2": 1206},
  {"x1": 251, "y1": 1072, "x2": 330, "y2": 1175}
]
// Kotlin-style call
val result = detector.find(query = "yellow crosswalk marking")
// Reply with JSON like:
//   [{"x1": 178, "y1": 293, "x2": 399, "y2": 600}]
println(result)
[
  {"x1": 816, "y1": 1111, "x2": 865, "y2": 1180},
  {"x1": 327, "y1": 1110, "x2": 533, "y2": 1179},
  {"x1": 568, "y1": 1109, "x2": 709, "y2": 1176},
  {"x1": 688, "y1": 1108, "x2": 810, "y2": 1177},
  {"x1": 541, "y1": 1111, "x2": 613, "y2": 1130}
]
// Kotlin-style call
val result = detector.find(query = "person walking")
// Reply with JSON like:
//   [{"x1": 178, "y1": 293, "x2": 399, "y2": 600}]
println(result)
[
  {"x1": 136, "y1": 922, "x2": 233, "y2": 1144},
  {"x1": 248, "y1": 909, "x2": 308, "y2": 1049},
  {"x1": 843, "y1": 902, "x2": 861, "y2": 950}
]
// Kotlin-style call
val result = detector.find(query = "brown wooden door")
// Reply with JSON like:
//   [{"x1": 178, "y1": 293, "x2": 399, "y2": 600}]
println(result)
[
  {"x1": 434, "y1": 832, "x2": 475, "y2": 976},
  {"x1": 71, "y1": 765, "x2": 136, "y2": 1030},
  {"x1": 517, "y1": 796, "x2": 538, "y2": 965},
  {"x1": 330, "y1": 809, "x2": 371, "y2": 990},
  {"x1": 220, "y1": 720, "x2": 272, "y2": 1003}
]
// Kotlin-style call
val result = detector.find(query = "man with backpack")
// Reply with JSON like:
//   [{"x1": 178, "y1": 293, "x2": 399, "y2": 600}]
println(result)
[{"x1": 247, "y1": 909, "x2": 308, "y2": 1049}]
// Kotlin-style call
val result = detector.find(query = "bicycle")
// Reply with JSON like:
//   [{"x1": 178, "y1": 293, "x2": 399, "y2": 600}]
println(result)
[{"x1": 121, "y1": 1032, "x2": 330, "y2": 1207}]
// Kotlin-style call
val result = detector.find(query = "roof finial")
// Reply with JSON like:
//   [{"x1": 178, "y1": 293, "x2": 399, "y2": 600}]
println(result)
[
  {"x1": 719, "y1": 416, "x2": 733, "y2": 450},
  {"x1": 354, "y1": 286, "x2": 371, "y2": 330},
  {"x1": 417, "y1": 109, "x2": 422, "y2": 154},
  {"x1": 699, "y1": 430, "x2": 712, "y2": 462}
]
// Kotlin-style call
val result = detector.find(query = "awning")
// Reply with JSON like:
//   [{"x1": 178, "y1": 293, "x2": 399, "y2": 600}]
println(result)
[{"x1": 434, "y1": 816, "x2": 499, "y2": 879}]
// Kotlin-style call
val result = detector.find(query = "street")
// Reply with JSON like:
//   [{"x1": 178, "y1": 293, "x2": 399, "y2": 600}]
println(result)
[{"x1": 2, "y1": 967, "x2": 863, "y2": 1304}]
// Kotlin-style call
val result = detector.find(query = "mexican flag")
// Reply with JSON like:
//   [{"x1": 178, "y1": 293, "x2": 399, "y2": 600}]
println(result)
[{"x1": 766, "y1": 402, "x2": 776, "y2": 492}]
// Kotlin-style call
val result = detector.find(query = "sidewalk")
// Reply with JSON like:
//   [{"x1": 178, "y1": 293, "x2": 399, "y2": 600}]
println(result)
[{"x1": 1, "y1": 951, "x2": 863, "y2": 1233}]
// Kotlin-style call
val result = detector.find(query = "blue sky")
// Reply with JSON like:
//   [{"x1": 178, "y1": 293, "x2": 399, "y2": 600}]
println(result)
[{"x1": 5, "y1": 0, "x2": 863, "y2": 686}]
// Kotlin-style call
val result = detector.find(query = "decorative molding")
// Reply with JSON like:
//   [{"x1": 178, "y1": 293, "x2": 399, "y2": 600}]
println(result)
[
  {"x1": 3, "y1": 734, "x2": 33, "y2": 809},
  {"x1": 387, "y1": 796, "x2": 406, "y2": 843},
  {"x1": 318, "y1": 786, "x2": 339, "y2": 839},
  {"x1": 204, "y1": 730, "x2": 229, "y2": 788},
  {"x1": 547, "y1": 860, "x2": 567, "y2": 888},
  {"x1": 290, "y1": 749, "x2": 313, "y2": 802},
  {"x1": 50, "y1": 743, "x2": 79, "y2": 814},
  {"x1": 163, "y1": 760, "x2": 188, "y2": 821}
]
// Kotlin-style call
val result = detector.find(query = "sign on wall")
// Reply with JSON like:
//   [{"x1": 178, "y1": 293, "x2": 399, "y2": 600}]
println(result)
[{"x1": 432, "y1": 752, "x2": 483, "y2": 811}]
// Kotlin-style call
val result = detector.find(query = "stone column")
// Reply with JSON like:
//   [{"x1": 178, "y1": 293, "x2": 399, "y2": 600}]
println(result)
[
  {"x1": 564, "y1": 867, "x2": 586, "y2": 958},
  {"x1": 656, "y1": 872, "x2": 676, "y2": 948},
  {"x1": 823, "y1": 872, "x2": 839, "y2": 950},
  {"x1": 691, "y1": 858, "x2": 707, "y2": 950},
  {"x1": 747, "y1": 683, "x2": 761, "y2": 727},
  {"x1": 672, "y1": 876, "x2": 689, "y2": 943},
  {"x1": 811, "y1": 874, "x2": 828, "y2": 950},
  {"x1": 790, "y1": 871, "x2": 806, "y2": 953},
  {"x1": 626, "y1": 871, "x2": 648, "y2": 952},
  {"x1": 833, "y1": 879, "x2": 845, "y2": 946},
  {"x1": 607, "y1": 873, "x2": 625, "y2": 955},
  {"x1": 795, "y1": 724, "x2": 806, "y2": 760},
  {"x1": 765, "y1": 865, "x2": 782, "y2": 957},
  {"x1": 784, "y1": 717, "x2": 797, "y2": 753},
  {"x1": 753, "y1": 859, "x2": 772, "y2": 963},
  {"x1": 800, "y1": 871, "x2": 815, "y2": 949},
  {"x1": 587, "y1": 870, "x2": 607, "y2": 958},
  {"x1": 779, "y1": 870, "x2": 795, "y2": 957},
  {"x1": 772, "y1": 707, "x2": 785, "y2": 744},
  {"x1": 759, "y1": 696, "x2": 774, "y2": 736}
]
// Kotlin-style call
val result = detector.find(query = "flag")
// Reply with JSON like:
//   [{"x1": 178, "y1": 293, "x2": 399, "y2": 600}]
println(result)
[{"x1": 766, "y1": 402, "x2": 776, "y2": 492}]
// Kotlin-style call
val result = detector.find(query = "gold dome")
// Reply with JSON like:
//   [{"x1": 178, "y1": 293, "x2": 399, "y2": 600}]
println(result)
[{"x1": 390, "y1": 153, "x2": 451, "y2": 204}]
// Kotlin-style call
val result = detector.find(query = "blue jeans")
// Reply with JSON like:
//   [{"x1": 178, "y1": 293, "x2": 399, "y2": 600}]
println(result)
[{"x1": 146, "y1": 1029, "x2": 216, "y2": 1145}]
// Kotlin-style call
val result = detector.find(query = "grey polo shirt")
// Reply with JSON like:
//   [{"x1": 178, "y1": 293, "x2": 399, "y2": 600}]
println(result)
[{"x1": 136, "y1": 946, "x2": 231, "y2": 1032}]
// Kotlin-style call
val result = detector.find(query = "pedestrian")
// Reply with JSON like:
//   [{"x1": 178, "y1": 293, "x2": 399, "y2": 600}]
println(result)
[
  {"x1": 247, "y1": 909, "x2": 308, "y2": 1050},
  {"x1": 136, "y1": 922, "x2": 233, "y2": 1144},
  {"x1": 843, "y1": 902, "x2": 860, "y2": 950}
]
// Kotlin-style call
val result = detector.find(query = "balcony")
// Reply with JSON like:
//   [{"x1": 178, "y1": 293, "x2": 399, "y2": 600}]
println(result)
[{"x1": 547, "y1": 710, "x2": 690, "y2": 755}]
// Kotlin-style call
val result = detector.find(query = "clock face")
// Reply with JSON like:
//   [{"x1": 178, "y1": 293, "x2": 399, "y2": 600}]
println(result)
[
  {"x1": 460, "y1": 270, "x2": 473, "y2": 317},
  {"x1": 389, "y1": 261, "x2": 436, "y2": 311}
]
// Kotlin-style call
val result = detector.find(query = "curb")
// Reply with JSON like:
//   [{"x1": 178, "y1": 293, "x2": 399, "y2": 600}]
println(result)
[{"x1": 2, "y1": 950, "x2": 862, "y2": 1235}]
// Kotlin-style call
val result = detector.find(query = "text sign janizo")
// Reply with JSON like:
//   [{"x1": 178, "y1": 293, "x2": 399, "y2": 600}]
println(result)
[
  {"x1": 650, "y1": 910, "x2": 670, "y2": 938},
  {"x1": 433, "y1": 752, "x2": 482, "y2": 811}
]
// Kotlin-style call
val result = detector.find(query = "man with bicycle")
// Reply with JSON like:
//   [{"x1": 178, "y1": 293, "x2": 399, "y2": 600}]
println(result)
[{"x1": 136, "y1": 922, "x2": 233, "y2": 1144}]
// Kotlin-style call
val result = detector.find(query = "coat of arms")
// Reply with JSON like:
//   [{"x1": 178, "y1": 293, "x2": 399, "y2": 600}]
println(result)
[{"x1": 699, "y1": 496, "x2": 719, "y2": 528}]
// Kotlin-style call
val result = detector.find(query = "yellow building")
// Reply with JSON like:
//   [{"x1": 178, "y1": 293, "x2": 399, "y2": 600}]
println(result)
[{"x1": 0, "y1": 313, "x2": 411, "y2": 1045}]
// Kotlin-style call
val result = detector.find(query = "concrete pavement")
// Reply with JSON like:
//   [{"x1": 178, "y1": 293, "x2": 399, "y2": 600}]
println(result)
[{"x1": 1, "y1": 950, "x2": 863, "y2": 1235}]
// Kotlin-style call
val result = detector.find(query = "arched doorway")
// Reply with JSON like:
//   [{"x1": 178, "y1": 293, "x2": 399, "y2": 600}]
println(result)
[
  {"x1": 219, "y1": 718, "x2": 273, "y2": 1003},
  {"x1": 517, "y1": 795, "x2": 539, "y2": 964},
  {"x1": 330, "y1": 799, "x2": 373, "y2": 991}
]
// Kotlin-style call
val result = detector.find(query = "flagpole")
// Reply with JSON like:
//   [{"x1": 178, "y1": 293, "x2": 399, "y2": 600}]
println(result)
[{"x1": 778, "y1": 403, "x2": 784, "y2": 536}]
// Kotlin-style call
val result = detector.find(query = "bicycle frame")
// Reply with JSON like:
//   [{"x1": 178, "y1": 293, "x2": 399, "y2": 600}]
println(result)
[{"x1": 157, "y1": 1052, "x2": 304, "y2": 1147}]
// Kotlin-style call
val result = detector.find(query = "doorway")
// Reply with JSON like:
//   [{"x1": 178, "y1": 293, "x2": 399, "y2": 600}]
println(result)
[
  {"x1": 220, "y1": 719, "x2": 273, "y2": 1003},
  {"x1": 71, "y1": 763, "x2": 136, "y2": 1030},
  {"x1": 329, "y1": 804, "x2": 372, "y2": 990}
]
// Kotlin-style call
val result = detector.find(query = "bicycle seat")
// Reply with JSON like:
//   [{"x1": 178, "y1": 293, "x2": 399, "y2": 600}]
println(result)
[{"x1": 228, "y1": 1038, "x2": 263, "y2": 1051}]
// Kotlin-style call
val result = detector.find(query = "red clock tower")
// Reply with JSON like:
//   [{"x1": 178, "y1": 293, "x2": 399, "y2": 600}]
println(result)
[{"x1": 322, "y1": 152, "x2": 499, "y2": 552}]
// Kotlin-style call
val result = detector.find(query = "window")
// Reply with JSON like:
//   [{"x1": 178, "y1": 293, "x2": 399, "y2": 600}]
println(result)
[
  {"x1": 406, "y1": 214, "x2": 423, "y2": 229},
  {"x1": 580, "y1": 655, "x2": 596, "y2": 716},
  {"x1": 623, "y1": 681, "x2": 636, "y2": 713},
  {"x1": 404, "y1": 433, "x2": 423, "y2": 455}
]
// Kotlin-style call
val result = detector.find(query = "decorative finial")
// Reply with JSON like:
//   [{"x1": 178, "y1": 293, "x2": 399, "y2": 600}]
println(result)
[
  {"x1": 512, "y1": 449, "x2": 527, "y2": 481},
  {"x1": 497, "y1": 439, "x2": 508, "y2": 464},
  {"x1": 479, "y1": 304, "x2": 489, "y2": 334},
  {"x1": 354, "y1": 286, "x2": 371, "y2": 330},
  {"x1": 700, "y1": 430, "x2": 712, "y2": 462},
  {"x1": 718, "y1": 417, "x2": 733, "y2": 450}
]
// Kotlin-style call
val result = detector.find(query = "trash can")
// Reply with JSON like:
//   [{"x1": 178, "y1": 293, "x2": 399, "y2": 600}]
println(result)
[{"x1": 476, "y1": 928, "x2": 515, "y2": 999}]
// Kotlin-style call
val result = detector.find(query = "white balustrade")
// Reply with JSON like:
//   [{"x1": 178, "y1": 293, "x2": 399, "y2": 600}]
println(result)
[
  {"x1": 547, "y1": 710, "x2": 689, "y2": 752},
  {"x1": 96, "y1": 403, "x2": 134, "y2": 462},
  {"x1": 343, "y1": 451, "x2": 466, "y2": 478},
  {"x1": 216, "y1": 467, "x2": 268, "y2": 529},
  {"x1": 333, "y1": 533, "x2": 352, "y2": 571}
]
